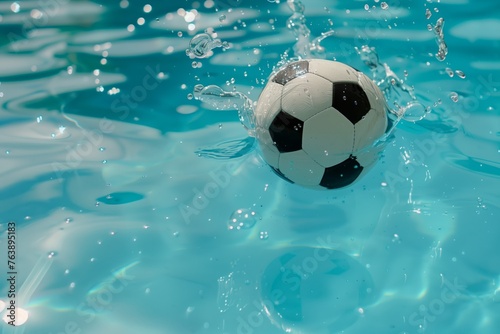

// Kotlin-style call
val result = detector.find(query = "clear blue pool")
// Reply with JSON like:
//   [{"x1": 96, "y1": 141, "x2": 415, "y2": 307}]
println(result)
[{"x1": 0, "y1": 0, "x2": 499, "y2": 333}]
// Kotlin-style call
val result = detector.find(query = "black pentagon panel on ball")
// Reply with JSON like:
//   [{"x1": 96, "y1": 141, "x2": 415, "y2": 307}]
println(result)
[
  {"x1": 272, "y1": 60, "x2": 310, "y2": 85},
  {"x1": 320, "y1": 156, "x2": 363, "y2": 189},
  {"x1": 269, "y1": 111, "x2": 304, "y2": 153},
  {"x1": 332, "y1": 83, "x2": 371, "y2": 124}
]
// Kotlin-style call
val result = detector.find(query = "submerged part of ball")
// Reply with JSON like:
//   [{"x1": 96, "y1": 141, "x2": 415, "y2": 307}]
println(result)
[
  {"x1": 255, "y1": 59, "x2": 388, "y2": 189},
  {"x1": 260, "y1": 247, "x2": 376, "y2": 333}
]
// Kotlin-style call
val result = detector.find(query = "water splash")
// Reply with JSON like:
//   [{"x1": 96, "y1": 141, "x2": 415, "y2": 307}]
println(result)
[
  {"x1": 428, "y1": 18, "x2": 448, "y2": 61},
  {"x1": 186, "y1": 32, "x2": 230, "y2": 59},
  {"x1": 193, "y1": 84, "x2": 255, "y2": 135},
  {"x1": 356, "y1": 45, "x2": 429, "y2": 124},
  {"x1": 195, "y1": 137, "x2": 255, "y2": 160},
  {"x1": 284, "y1": 0, "x2": 334, "y2": 60}
]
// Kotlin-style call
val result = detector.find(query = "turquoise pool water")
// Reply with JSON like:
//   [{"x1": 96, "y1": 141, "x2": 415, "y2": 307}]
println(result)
[{"x1": 0, "y1": 0, "x2": 499, "y2": 333}]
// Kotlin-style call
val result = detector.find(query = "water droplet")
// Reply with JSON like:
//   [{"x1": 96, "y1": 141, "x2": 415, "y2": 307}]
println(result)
[
  {"x1": 432, "y1": 18, "x2": 448, "y2": 61},
  {"x1": 186, "y1": 33, "x2": 226, "y2": 59},
  {"x1": 425, "y1": 8, "x2": 432, "y2": 19},
  {"x1": 228, "y1": 209, "x2": 257, "y2": 230},
  {"x1": 455, "y1": 70, "x2": 466, "y2": 78},
  {"x1": 10, "y1": 2, "x2": 20, "y2": 13},
  {"x1": 392, "y1": 233, "x2": 401, "y2": 243}
]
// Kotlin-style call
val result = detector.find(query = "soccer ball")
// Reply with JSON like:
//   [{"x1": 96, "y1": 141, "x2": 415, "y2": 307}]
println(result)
[{"x1": 255, "y1": 59, "x2": 388, "y2": 189}]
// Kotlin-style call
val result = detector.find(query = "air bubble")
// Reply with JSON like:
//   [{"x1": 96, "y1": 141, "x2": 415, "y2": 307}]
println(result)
[
  {"x1": 380, "y1": 2, "x2": 389, "y2": 9},
  {"x1": 259, "y1": 231, "x2": 269, "y2": 240},
  {"x1": 450, "y1": 92, "x2": 459, "y2": 102},
  {"x1": 219, "y1": 14, "x2": 226, "y2": 22},
  {"x1": 445, "y1": 67, "x2": 454, "y2": 77},
  {"x1": 228, "y1": 208, "x2": 257, "y2": 230}
]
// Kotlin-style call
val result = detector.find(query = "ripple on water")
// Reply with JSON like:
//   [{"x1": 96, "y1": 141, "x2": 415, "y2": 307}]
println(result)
[
  {"x1": 0, "y1": 54, "x2": 67, "y2": 81},
  {"x1": 3, "y1": 72, "x2": 126, "y2": 115}
]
